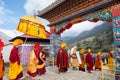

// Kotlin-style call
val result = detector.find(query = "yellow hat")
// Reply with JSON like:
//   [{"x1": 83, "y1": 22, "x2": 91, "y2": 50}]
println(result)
[
  {"x1": 88, "y1": 48, "x2": 91, "y2": 53},
  {"x1": 80, "y1": 48, "x2": 85, "y2": 54},
  {"x1": 98, "y1": 51, "x2": 102, "y2": 55},
  {"x1": 60, "y1": 42, "x2": 67, "y2": 48},
  {"x1": 13, "y1": 39, "x2": 23, "y2": 46},
  {"x1": 110, "y1": 50, "x2": 114, "y2": 54}
]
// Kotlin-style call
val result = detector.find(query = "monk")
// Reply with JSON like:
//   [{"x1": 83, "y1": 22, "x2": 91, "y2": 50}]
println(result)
[
  {"x1": 79, "y1": 49, "x2": 85, "y2": 71},
  {"x1": 8, "y1": 39, "x2": 23, "y2": 80},
  {"x1": 0, "y1": 39, "x2": 4, "y2": 80},
  {"x1": 27, "y1": 43, "x2": 39, "y2": 80},
  {"x1": 85, "y1": 48, "x2": 94, "y2": 73},
  {"x1": 70, "y1": 46, "x2": 79, "y2": 70},
  {"x1": 56, "y1": 42, "x2": 69, "y2": 73},
  {"x1": 108, "y1": 49, "x2": 115, "y2": 70},
  {"x1": 94, "y1": 52, "x2": 103, "y2": 71},
  {"x1": 37, "y1": 48, "x2": 46, "y2": 75}
]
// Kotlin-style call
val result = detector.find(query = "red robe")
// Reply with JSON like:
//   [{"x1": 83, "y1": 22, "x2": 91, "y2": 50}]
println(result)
[
  {"x1": 9, "y1": 47, "x2": 23, "y2": 80},
  {"x1": 9, "y1": 47, "x2": 20, "y2": 65},
  {"x1": 56, "y1": 48, "x2": 69, "y2": 72},
  {"x1": 37, "y1": 50, "x2": 46, "y2": 75},
  {"x1": 86, "y1": 53, "x2": 94, "y2": 72}
]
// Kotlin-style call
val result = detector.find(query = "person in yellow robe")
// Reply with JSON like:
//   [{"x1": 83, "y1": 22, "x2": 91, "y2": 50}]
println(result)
[
  {"x1": 8, "y1": 39, "x2": 23, "y2": 80},
  {"x1": 107, "y1": 49, "x2": 115, "y2": 70},
  {"x1": 70, "y1": 46, "x2": 79, "y2": 70},
  {"x1": 79, "y1": 48, "x2": 85, "y2": 71},
  {"x1": 0, "y1": 39, "x2": 5, "y2": 80},
  {"x1": 94, "y1": 51, "x2": 103, "y2": 71},
  {"x1": 27, "y1": 43, "x2": 39, "y2": 80}
]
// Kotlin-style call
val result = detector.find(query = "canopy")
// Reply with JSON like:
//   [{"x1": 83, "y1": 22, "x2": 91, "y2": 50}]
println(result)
[{"x1": 16, "y1": 16, "x2": 46, "y2": 39}]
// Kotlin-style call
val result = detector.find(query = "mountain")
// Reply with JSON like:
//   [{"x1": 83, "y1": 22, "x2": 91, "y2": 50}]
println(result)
[
  {"x1": 61, "y1": 36, "x2": 74, "y2": 41},
  {"x1": 0, "y1": 28, "x2": 23, "y2": 44},
  {"x1": 66, "y1": 22, "x2": 112, "y2": 44}
]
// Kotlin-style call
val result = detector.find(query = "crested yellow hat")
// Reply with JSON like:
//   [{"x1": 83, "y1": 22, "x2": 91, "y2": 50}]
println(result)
[
  {"x1": 13, "y1": 39, "x2": 23, "y2": 46},
  {"x1": 80, "y1": 48, "x2": 85, "y2": 54},
  {"x1": 98, "y1": 51, "x2": 102, "y2": 55},
  {"x1": 60, "y1": 42, "x2": 67, "y2": 48},
  {"x1": 88, "y1": 48, "x2": 91, "y2": 53}
]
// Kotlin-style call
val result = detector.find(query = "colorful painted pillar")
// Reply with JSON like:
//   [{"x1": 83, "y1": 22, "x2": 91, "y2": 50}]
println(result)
[
  {"x1": 112, "y1": 7, "x2": 120, "y2": 80},
  {"x1": 50, "y1": 27, "x2": 62, "y2": 66}
]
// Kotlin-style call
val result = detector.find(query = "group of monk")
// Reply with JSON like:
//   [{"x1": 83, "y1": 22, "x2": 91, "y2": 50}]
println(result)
[
  {"x1": 56, "y1": 42, "x2": 116, "y2": 74},
  {"x1": 0, "y1": 39, "x2": 117, "y2": 80},
  {"x1": 0, "y1": 39, "x2": 46, "y2": 80}
]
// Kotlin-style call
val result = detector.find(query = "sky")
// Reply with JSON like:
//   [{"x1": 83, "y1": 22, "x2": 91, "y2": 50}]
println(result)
[{"x1": 0, "y1": 0, "x2": 104, "y2": 37}]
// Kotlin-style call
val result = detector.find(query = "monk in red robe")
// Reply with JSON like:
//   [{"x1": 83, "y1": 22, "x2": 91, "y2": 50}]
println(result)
[
  {"x1": 56, "y1": 42, "x2": 69, "y2": 73},
  {"x1": 85, "y1": 48, "x2": 94, "y2": 73},
  {"x1": 0, "y1": 39, "x2": 4, "y2": 80},
  {"x1": 37, "y1": 48, "x2": 46, "y2": 75},
  {"x1": 8, "y1": 39, "x2": 23, "y2": 80}
]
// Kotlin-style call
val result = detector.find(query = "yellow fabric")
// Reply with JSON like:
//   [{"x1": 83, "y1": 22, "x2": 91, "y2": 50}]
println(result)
[
  {"x1": 13, "y1": 39, "x2": 23, "y2": 46},
  {"x1": 71, "y1": 54, "x2": 79, "y2": 67},
  {"x1": 27, "y1": 50, "x2": 38, "y2": 74},
  {"x1": 79, "y1": 54, "x2": 85, "y2": 69},
  {"x1": 8, "y1": 62, "x2": 23, "y2": 79},
  {"x1": 60, "y1": 42, "x2": 67, "y2": 48},
  {"x1": 108, "y1": 54, "x2": 115, "y2": 70},
  {"x1": 20, "y1": 16, "x2": 44, "y2": 26},
  {"x1": 94, "y1": 55, "x2": 103, "y2": 69},
  {"x1": 37, "y1": 63, "x2": 45, "y2": 69},
  {"x1": 0, "y1": 60, "x2": 4, "y2": 78},
  {"x1": 17, "y1": 21, "x2": 46, "y2": 39}
]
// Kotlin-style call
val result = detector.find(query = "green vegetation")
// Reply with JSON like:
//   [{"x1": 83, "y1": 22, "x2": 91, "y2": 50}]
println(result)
[{"x1": 69, "y1": 26, "x2": 114, "y2": 53}]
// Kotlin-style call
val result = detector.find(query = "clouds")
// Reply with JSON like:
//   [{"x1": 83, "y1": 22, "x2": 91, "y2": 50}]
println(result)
[
  {"x1": 0, "y1": 0, "x2": 18, "y2": 29},
  {"x1": 24, "y1": 0, "x2": 55, "y2": 32},
  {"x1": 61, "y1": 21, "x2": 104, "y2": 37},
  {"x1": 24, "y1": 0, "x2": 55, "y2": 15}
]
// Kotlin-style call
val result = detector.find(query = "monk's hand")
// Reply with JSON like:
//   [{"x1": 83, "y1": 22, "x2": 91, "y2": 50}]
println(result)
[{"x1": 18, "y1": 53, "x2": 21, "y2": 56}]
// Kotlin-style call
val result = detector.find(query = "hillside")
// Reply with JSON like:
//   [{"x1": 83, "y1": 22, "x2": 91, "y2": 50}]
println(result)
[
  {"x1": 68, "y1": 23, "x2": 114, "y2": 52},
  {"x1": 66, "y1": 22, "x2": 112, "y2": 44}
]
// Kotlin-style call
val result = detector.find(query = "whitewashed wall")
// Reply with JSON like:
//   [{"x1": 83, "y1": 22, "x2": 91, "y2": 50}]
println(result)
[{"x1": 2, "y1": 44, "x2": 13, "y2": 62}]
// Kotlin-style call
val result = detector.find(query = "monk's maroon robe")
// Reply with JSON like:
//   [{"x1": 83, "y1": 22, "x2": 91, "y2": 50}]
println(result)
[
  {"x1": 56, "y1": 48, "x2": 69, "y2": 72},
  {"x1": 86, "y1": 53, "x2": 94, "y2": 73},
  {"x1": 9, "y1": 47, "x2": 23, "y2": 80}
]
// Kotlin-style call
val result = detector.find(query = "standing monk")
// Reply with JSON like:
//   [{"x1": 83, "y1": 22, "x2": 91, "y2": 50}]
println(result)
[
  {"x1": 79, "y1": 48, "x2": 85, "y2": 71},
  {"x1": 8, "y1": 39, "x2": 23, "y2": 80},
  {"x1": 94, "y1": 52, "x2": 103, "y2": 71},
  {"x1": 27, "y1": 43, "x2": 39, "y2": 80},
  {"x1": 108, "y1": 50, "x2": 115, "y2": 70},
  {"x1": 0, "y1": 39, "x2": 4, "y2": 80},
  {"x1": 85, "y1": 48, "x2": 94, "y2": 73},
  {"x1": 70, "y1": 46, "x2": 79, "y2": 70},
  {"x1": 37, "y1": 48, "x2": 46, "y2": 75},
  {"x1": 56, "y1": 42, "x2": 69, "y2": 74}
]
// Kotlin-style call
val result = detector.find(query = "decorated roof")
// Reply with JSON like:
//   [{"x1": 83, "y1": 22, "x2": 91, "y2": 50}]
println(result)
[
  {"x1": 21, "y1": 16, "x2": 44, "y2": 26},
  {"x1": 37, "y1": 0, "x2": 66, "y2": 16}
]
